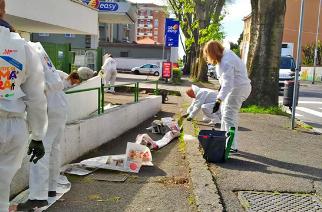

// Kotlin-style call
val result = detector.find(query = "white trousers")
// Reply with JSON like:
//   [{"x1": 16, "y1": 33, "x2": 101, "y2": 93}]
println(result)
[
  {"x1": 104, "y1": 70, "x2": 117, "y2": 92},
  {"x1": 221, "y1": 84, "x2": 251, "y2": 150},
  {"x1": 201, "y1": 103, "x2": 221, "y2": 123},
  {"x1": 0, "y1": 117, "x2": 28, "y2": 212},
  {"x1": 29, "y1": 108, "x2": 67, "y2": 200}
]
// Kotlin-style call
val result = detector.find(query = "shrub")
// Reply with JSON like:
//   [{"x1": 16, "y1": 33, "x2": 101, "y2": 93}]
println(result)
[{"x1": 172, "y1": 68, "x2": 182, "y2": 84}]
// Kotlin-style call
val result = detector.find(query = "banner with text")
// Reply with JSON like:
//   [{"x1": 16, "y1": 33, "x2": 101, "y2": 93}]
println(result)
[{"x1": 165, "y1": 18, "x2": 180, "y2": 47}]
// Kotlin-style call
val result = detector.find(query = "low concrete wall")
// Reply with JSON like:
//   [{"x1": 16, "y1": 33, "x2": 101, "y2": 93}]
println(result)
[
  {"x1": 10, "y1": 96, "x2": 162, "y2": 196},
  {"x1": 65, "y1": 76, "x2": 101, "y2": 123},
  {"x1": 301, "y1": 66, "x2": 322, "y2": 82}
]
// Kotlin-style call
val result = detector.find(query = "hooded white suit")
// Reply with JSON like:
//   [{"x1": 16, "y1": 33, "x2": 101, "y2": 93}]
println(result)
[
  {"x1": 28, "y1": 42, "x2": 68, "y2": 201},
  {"x1": 216, "y1": 49, "x2": 252, "y2": 150},
  {"x1": 0, "y1": 27, "x2": 47, "y2": 212},
  {"x1": 102, "y1": 56, "x2": 117, "y2": 92},
  {"x1": 186, "y1": 85, "x2": 221, "y2": 123}
]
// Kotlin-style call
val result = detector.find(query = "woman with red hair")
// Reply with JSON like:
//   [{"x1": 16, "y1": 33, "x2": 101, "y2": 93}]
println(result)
[{"x1": 203, "y1": 40, "x2": 252, "y2": 153}]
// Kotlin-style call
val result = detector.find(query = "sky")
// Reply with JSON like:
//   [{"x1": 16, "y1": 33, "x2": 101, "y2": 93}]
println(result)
[{"x1": 128, "y1": 0, "x2": 251, "y2": 57}]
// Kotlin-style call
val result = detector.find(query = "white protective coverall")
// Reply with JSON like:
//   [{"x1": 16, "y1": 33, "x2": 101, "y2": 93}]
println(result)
[
  {"x1": 187, "y1": 85, "x2": 221, "y2": 123},
  {"x1": 28, "y1": 42, "x2": 68, "y2": 200},
  {"x1": 102, "y1": 56, "x2": 117, "y2": 92},
  {"x1": 0, "y1": 27, "x2": 47, "y2": 212},
  {"x1": 216, "y1": 49, "x2": 252, "y2": 150},
  {"x1": 77, "y1": 66, "x2": 95, "y2": 81},
  {"x1": 56, "y1": 70, "x2": 72, "y2": 89}
]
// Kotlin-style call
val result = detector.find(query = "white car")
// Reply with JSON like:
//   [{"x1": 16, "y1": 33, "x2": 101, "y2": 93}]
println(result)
[
  {"x1": 131, "y1": 64, "x2": 161, "y2": 76},
  {"x1": 279, "y1": 56, "x2": 296, "y2": 90}
]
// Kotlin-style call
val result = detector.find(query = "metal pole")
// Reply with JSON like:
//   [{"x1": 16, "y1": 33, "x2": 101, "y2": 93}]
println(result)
[
  {"x1": 162, "y1": 35, "x2": 166, "y2": 60},
  {"x1": 291, "y1": 0, "x2": 305, "y2": 129},
  {"x1": 313, "y1": 0, "x2": 322, "y2": 84},
  {"x1": 101, "y1": 78, "x2": 104, "y2": 113}
]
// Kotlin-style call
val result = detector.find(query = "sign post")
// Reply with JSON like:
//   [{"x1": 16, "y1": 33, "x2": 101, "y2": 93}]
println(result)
[{"x1": 162, "y1": 62, "x2": 172, "y2": 83}]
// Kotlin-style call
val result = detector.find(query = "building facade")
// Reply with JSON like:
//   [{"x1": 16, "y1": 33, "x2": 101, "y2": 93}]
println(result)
[
  {"x1": 241, "y1": 0, "x2": 322, "y2": 63},
  {"x1": 136, "y1": 3, "x2": 166, "y2": 44}
]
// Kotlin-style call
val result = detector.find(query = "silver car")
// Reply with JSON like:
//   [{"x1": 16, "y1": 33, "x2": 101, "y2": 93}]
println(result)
[
  {"x1": 131, "y1": 64, "x2": 161, "y2": 76},
  {"x1": 207, "y1": 64, "x2": 217, "y2": 79}
]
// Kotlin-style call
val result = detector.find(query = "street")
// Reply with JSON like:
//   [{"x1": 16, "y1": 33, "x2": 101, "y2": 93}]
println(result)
[{"x1": 280, "y1": 82, "x2": 322, "y2": 133}]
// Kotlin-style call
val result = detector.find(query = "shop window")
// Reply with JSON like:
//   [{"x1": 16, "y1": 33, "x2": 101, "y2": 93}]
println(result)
[
  {"x1": 154, "y1": 19, "x2": 159, "y2": 28},
  {"x1": 39, "y1": 33, "x2": 49, "y2": 37}
]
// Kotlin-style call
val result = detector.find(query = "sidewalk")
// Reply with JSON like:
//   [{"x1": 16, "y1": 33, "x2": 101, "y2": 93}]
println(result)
[
  {"x1": 47, "y1": 95, "x2": 197, "y2": 212},
  {"x1": 181, "y1": 82, "x2": 322, "y2": 211}
]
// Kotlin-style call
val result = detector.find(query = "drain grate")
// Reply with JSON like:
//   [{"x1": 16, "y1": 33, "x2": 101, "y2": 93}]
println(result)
[{"x1": 238, "y1": 191, "x2": 322, "y2": 212}]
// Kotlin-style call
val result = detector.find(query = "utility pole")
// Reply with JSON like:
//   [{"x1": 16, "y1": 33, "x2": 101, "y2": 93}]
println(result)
[
  {"x1": 291, "y1": 0, "x2": 305, "y2": 129},
  {"x1": 313, "y1": 0, "x2": 322, "y2": 84}
]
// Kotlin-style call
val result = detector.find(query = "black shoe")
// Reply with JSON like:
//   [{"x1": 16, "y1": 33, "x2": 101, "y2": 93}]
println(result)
[
  {"x1": 17, "y1": 199, "x2": 48, "y2": 211},
  {"x1": 48, "y1": 191, "x2": 57, "y2": 197},
  {"x1": 230, "y1": 149, "x2": 238, "y2": 153}
]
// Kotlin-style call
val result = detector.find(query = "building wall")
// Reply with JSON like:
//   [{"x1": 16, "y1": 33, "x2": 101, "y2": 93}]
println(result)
[
  {"x1": 283, "y1": 0, "x2": 322, "y2": 58},
  {"x1": 32, "y1": 33, "x2": 87, "y2": 48},
  {"x1": 100, "y1": 43, "x2": 171, "y2": 59},
  {"x1": 241, "y1": 0, "x2": 322, "y2": 62},
  {"x1": 136, "y1": 4, "x2": 166, "y2": 44}
]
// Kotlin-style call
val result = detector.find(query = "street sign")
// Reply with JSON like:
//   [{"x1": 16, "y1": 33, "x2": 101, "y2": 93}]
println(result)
[
  {"x1": 165, "y1": 18, "x2": 180, "y2": 47},
  {"x1": 162, "y1": 62, "x2": 172, "y2": 79}
]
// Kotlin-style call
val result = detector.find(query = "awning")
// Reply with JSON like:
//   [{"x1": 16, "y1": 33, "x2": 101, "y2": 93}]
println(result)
[
  {"x1": 4, "y1": 0, "x2": 98, "y2": 35},
  {"x1": 98, "y1": 2, "x2": 137, "y2": 24}
]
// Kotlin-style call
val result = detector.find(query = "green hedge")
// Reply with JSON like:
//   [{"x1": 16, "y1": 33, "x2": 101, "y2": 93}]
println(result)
[{"x1": 172, "y1": 68, "x2": 182, "y2": 84}]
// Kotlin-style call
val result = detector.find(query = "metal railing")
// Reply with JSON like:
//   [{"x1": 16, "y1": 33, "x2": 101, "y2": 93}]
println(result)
[{"x1": 65, "y1": 79, "x2": 160, "y2": 115}]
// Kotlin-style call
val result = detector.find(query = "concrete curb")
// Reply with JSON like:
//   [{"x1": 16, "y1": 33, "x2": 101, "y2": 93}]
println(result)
[{"x1": 183, "y1": 122, "x2": 224, "y2": 212}]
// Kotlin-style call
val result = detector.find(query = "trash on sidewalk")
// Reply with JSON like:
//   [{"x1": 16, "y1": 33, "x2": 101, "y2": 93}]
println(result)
[
  {"x1": 61, "y1": 163, "x2": 97, "y2": 176},
  {"x1": 136, "y1": 131, "x2": 180, "y2": 150},
  {"x1": 146, "y1": 117, "x2": 180, "y2": 135},
  {"x1": 139, "y1": 117, "x2": 180, "y2": 150},
  {"x1": 10, "y1": 175, "x2": 71, "y2": 212},
  {"x1": 80, "y1": 142, "x2": 153, "y2": 173}
]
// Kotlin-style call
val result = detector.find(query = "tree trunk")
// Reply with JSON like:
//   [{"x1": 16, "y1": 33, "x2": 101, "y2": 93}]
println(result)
[{"x1": 246, "y1": 0, "x2": 286, "y2": 106}]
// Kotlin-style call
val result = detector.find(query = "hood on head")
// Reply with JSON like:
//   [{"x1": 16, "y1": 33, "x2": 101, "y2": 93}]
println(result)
[{"x1": 191, "y1": 85, "x2": 200, "y2": 96}]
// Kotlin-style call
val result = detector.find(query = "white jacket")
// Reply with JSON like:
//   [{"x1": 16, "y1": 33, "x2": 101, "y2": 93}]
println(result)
[
  {"x1": 217, "y1": 49, "x2": 251, "y2": 101},
  {"x1": 0, "y1": 27, "x2": 47, "y2": 140},
  {"x1": 28, "y1": 42, "x2": 67, "y2": 109},
  {"x1": 187, "y1": 85, "x2": 217, "y2": 118},
  {"x1": 102, "y1": 57, "x2": 117, "y2": 74}
]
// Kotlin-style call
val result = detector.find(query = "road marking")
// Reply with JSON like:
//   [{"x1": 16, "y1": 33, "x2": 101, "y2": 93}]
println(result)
[
  {"x1": 298, "y1": 101, "x2": 322, "y2": 104},
  {"x1": 296, "y1": 107, "x2": 322, "y2": 118},
  {"x1": 285, "y1": 110, "x2": 303, "y2": 117}
]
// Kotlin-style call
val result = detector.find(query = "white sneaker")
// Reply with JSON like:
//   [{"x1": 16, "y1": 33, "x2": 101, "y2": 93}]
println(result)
[{"x1": 207, "y1": 120, "x2": 220, "y2": 126}]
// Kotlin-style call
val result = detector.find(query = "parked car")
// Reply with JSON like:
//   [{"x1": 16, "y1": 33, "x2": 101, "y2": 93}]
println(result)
[
  {"x1": 131, "y1": 64, "x2": 161, "y2": 76},
  {"x1": 279, "y1": 55, "x2": 296, "y2": 90},
  {"x1": 207, "y1": 64, "x2": 217, "y2": 79}
]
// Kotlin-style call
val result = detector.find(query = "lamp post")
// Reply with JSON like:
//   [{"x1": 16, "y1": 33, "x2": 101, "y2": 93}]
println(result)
[
  {"x1": 313, "y1": 0, "x2": 322, "y2": 84},
  {"x1": 291, "y1": 0, "x2": 305, "y2": 129}
]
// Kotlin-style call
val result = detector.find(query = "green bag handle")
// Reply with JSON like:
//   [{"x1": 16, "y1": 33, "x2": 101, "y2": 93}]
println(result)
[{"x1": 225, "y1": 127, "x2": 235, "y2": 161}]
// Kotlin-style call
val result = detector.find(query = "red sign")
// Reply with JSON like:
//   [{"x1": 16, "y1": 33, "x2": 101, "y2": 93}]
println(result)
[{"x1": 162, "y1": 62, "x2": 172, "y2": 78}]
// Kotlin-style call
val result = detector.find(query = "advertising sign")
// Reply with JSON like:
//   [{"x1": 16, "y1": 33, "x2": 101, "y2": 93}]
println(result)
[
  {"x1": 82, "y1": 0, "x2": 119, "y2": 11},
  {"x1": 165, "y1": 18, "x2": 180, "y2": 47},
  {"x1": 162, "y1": 62, "x2": 172, "y2": 79}
]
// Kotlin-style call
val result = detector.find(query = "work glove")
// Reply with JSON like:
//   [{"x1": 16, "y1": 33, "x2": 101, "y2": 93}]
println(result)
[
  {"x1": 212, "y1": 99, "x2": 222, "y2": 113},
  {"x1": 181, "y1": 113, "x2": 189, "y2": 119},
  {"x1": 28, "y1": 140, "x2": 45, "y2": 164},
  {"x1": 187, "y1": 117, "x2": 193, "y2": 121}
]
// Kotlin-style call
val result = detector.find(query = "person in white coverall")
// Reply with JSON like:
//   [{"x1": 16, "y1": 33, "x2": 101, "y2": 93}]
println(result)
[
  {"x1": 102, "y1": 54, "x2": 117, "y2": 93},
  {"x1": 77, "y1": 66, "x2": 96, "y2": 81},
  {"x1": 183, "y1": 85, "x2": 221, "y2": 125},
  {"x1": 0, "y1": 2, "x2": 48, "y2": 211},
  {"x1": 56, "y1": 70, "x2": 81, "y2": 89},
  {"x1": 203, "y1": 40, "x2": 251, "y2": 152},
  {"x1": 16, "y1": 43, "x2": 68, "y2": 211}
]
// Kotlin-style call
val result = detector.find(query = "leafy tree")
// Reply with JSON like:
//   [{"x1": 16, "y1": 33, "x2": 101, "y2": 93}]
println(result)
[
  {"x1": 302, "y1": 41, "x2": 322, "y2": 66},
  {"x1": 246, "y1": 0, "x2": 287, "y2": 106},
  {"x1": 168, "y1": 0, "x2": 225, "y2": 81}
]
